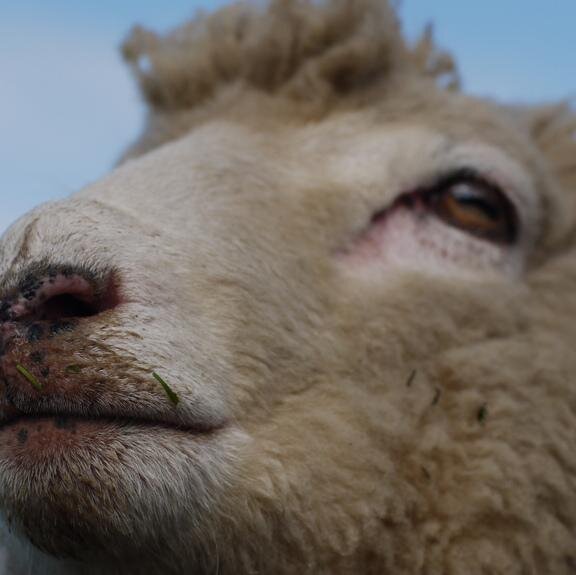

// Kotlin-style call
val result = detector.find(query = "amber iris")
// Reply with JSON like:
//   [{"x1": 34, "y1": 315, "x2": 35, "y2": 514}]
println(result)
[{"x1": 426, "y1": 170, "x2": 518, "y2": 245}]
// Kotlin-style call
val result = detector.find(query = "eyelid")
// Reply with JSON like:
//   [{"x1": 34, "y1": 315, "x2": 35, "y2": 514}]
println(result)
[{"x1": 418, "y1": 167, "x2": 508, "y2": 198}]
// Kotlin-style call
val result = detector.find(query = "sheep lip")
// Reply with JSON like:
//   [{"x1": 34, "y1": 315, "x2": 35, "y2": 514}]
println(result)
[{"x1": 0, "y1": 410, "x2": 223, "y2": 435}]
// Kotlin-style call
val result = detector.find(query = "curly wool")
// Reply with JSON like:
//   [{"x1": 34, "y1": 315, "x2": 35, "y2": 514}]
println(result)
[{"x1": 122, "y1": 0, "x2": 458, "y2": 113}]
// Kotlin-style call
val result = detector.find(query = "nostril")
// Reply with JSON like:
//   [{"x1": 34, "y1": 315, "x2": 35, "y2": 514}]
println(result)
[
  {"x1": 1, "y1": 267, "x2": 122, "y2": 324},
  {"x1": 33, "y1": 275, "x2": 101, "y2": 321},
  {"x1": 32, "y1": 273, "x2": 120, "y2": 322},
  {"x1": 40, "y1": 293, "x2": 100, "y2": 320}
]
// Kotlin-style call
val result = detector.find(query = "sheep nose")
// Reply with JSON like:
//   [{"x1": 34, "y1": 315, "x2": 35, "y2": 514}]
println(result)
[{"x1": 0, "y1": 264, "x2": 121, "y2": 325}]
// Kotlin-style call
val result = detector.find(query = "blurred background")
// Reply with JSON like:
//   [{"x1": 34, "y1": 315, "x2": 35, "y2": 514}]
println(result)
[{"x1": 1, "y1": 0, "x2": 574, "y2": 233}]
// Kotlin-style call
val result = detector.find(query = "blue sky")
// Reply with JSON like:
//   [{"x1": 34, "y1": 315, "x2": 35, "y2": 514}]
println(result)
[{"x1": 1, "y1": 0, "x2": 574, "y2": 233}]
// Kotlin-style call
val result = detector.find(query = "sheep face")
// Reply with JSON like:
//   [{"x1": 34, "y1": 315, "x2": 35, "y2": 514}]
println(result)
[{"x1": 0, "y1": 3, "x2": 575, "y2": 575}]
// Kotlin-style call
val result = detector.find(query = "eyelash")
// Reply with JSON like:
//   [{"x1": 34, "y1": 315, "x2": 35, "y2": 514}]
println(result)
[{"x1": 402, "y1": 168, "x2": 502, "y2": 204}]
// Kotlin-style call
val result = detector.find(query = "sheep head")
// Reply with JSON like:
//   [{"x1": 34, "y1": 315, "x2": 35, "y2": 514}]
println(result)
[{"x1": 0, "y1": 1, "x2": 575, "y2": 573}]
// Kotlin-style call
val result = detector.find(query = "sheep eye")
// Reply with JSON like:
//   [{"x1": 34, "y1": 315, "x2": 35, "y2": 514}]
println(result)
[{"x1": 424, "y1": 170, "x2": 518, "y2": 244}]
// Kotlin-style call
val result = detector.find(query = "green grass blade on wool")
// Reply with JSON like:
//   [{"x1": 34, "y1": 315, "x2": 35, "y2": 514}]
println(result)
[
  {"x1": 65, "y1": 365, "x2": 83, "y2": 374},
  {"x1": 405, "y1": 369, "x2": 417, "y2": 387},
  {"x1": 477, "y1": 404, "x2": 488, "y2": 424},
  {"x1": 16, "y1": 364, "x2": 43, "y2": 391},
  {"x1": 153, "y1": 372, "x2": 180, "y2": 406}
]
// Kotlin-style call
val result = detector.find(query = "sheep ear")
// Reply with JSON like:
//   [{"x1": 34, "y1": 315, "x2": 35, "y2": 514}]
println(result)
[
  {"x1": 526, "y1": 104, "x2": 576, "y2": 193},
  {"x1": 510, "y1": 103, "x2": 576, "y2": 247}
]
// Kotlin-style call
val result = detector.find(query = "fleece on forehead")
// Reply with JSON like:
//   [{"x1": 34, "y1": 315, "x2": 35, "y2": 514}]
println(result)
[
  {"x1": 122, "y1": 0, "x2": 458, "y2": 114},
  {"x1": 120, "y1": 0, "x2": 576, "y2": 217}
]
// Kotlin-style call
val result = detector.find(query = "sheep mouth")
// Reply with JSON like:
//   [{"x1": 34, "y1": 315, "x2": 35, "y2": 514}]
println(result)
[
  {"x1": 0, "y1": 327, "x2": 228, "y2": 438},
  {"x1": 0, "y1": 411, "x2": 220, "y2": 435},
  {"x1": 0, "y1": 352, "x2": 228, "y2": 440}
]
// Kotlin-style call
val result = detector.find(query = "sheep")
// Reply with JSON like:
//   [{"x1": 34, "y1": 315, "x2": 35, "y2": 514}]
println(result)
[{"x1": 0, "y1": 0, "x2": 575, "y2": 573}]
